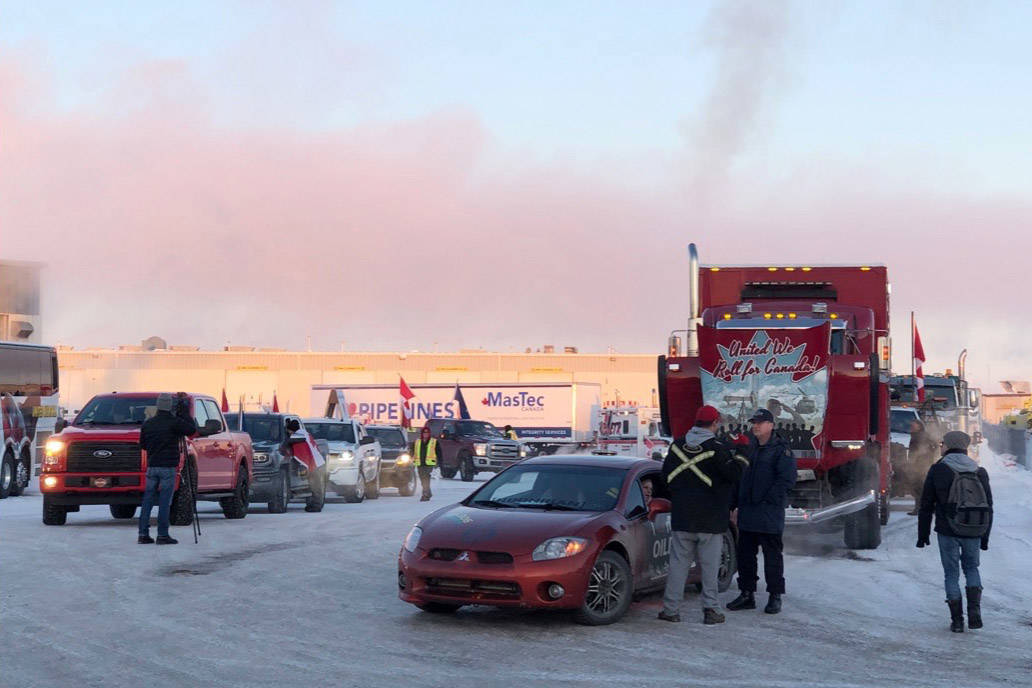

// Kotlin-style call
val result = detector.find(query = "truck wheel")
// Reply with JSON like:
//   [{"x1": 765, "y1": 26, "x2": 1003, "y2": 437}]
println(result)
[
  {"x1": 268, "y1": 469, "x2": 290, "y2": 513},
  {"x1": 305, "y1": 466, "x2": 326, "y2": 512},
  {"x1": 110, "y1": 504, "x2": 137, "y2": 519},
  {"x1": 344, "y1": 468, "x2": 366, "y2": 503},
  {"x1": 220, "y1": 466, "x2": 249, "y2": 519},
  {"x1": 398, "y1": 470, "x2": 417, "y2": 497},
  {"x1": 574, "y1": 550, "x2": 633, "y2": 625},
  {"x1": 43, "y1": 497, "x2": 68, "y2": 525},
  {"x1": 0, "y1": 450, "x2": 14, "y2": 499},
  {"x1": 366, "y1": 464, "x2": 381, "y2": 500},
  {"x1": 879, "y1": 492, "x2": 890, "y2": 526},
  {"x1": 169, "y1": 463, "x2": 196, "y2": 527},
  {"x1": 459, "y1": 452, "x2": 475, "y2": 482},
  {"x1": 440, "y1": 464, "x2": 457, "y2": 480},
  {"x1": 844, "y1": 502, "x2": 882, "y2": 549},
  {"x1": 10, "y1": 450, "x2": 30, "y2": 496}
]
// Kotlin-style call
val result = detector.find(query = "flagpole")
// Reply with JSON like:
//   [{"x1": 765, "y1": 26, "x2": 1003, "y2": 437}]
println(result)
[{"x1": 910, "y1": 311, "x2": 915, "y2": 382}]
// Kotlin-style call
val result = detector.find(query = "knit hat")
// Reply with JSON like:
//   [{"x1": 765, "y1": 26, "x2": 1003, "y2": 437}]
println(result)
[{"x1": 942, "y1": 430, "x2": 970, "y2": 452}]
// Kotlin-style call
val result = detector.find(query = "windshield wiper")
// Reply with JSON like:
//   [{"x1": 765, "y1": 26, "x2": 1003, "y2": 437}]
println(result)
[
  {"x1": 470, "y1": 499, "x2": 516, "y2": 508},
  {"x1": 540, "y1": 503, "x2": 582, "y2": 511}
]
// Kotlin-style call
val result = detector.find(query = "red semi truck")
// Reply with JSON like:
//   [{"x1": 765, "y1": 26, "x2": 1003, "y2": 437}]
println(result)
[
  {"x1": 659, "y1": 245, "x2": 891, "y2": 549},
  {"x1": 40, "y1": 392, "x2": 253, "y2": 526}
]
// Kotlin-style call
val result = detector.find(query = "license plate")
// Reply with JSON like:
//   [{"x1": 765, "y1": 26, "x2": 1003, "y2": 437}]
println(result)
[
  {"x1": 796, "y1": 469, "x2": 816, "y2": 481},
  {"x1": 91, "y1": 477, "x2": 111, "y2": 488}
]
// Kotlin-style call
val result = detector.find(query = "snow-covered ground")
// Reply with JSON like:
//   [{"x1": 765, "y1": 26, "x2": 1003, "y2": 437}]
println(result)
[{"x1": 2, "y1": 452, "x2": 1030, "y2": 688}]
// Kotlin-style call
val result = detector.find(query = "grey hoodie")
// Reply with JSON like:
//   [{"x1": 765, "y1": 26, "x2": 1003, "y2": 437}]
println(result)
[
  {"x1": 684, "y1": 426, "x2": 715, "y2": 450},
  {"x1": 941, "y1": 451, "x2": 978, "y2": 473}
]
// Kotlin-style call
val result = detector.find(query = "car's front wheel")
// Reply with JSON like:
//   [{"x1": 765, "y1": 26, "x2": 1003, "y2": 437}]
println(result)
[
  {"x1": 366, "y1": 462, "x2": 380, "y2": 500},
  {"x1": 268, "y1": 468, "x2": 290, "y2": 513},
  {"x1": 343, "y1": 469, "x2": 366, "y2": 503},
  {"x1": 220, "y1": 466, "x2": 249, "y2": 519},
  {"x1": 459, "y1": 452, "x2": 475, "y2": 482},
  {"x1": 574, "y1": 550, "x2": 633, "y2": 625},
  {"x1": 305, "y1": 466, "x2": 326, "y2": 512}
]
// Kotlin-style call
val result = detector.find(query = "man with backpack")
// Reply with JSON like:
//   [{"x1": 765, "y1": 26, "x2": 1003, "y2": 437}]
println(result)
[{"x1": 917, "y1": 430, "x2": 993, "y2": 632}]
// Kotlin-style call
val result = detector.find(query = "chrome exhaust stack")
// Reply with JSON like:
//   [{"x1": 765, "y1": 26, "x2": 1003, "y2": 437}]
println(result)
[
  {"x1": 957, "y1": 348, "x2": 968, "y2": 381},
  {"x1": 686, "y1": 243, "x2": 701, "y2": 356}
]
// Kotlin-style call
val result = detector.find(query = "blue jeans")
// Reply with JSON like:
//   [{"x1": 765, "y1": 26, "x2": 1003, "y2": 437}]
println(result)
[
  {"x1": 937, "y1": 533, "x2": 981, "y2": 600},
  {"x1": 139, "y1": 467, "x2": 177, "y2": 537}
]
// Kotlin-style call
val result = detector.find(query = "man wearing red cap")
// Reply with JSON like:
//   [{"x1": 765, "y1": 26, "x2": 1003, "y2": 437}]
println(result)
[{"x1": 659, "y1": 405, "x2": 750, "y2": 624}]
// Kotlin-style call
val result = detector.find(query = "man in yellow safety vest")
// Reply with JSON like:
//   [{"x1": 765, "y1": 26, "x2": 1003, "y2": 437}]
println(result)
[
  {"x1": 503, "y1": 425, "x2": 518, "y2": 441},
  {"x1": 412, "y1": 425, "x2": 439, "y2": 501}
]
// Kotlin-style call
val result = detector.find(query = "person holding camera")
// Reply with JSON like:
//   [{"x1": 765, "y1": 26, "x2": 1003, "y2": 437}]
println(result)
[{"x1": 138, "y1": 393, "x2": 197, "y2": 544}]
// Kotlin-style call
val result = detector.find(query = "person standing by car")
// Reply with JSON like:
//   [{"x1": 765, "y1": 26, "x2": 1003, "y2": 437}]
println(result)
[
  {"x1": 917, "y1": 430, "x2": 992, "y2": 633},
  {"x1": 138, "y1": 393, "x2": 197, "y2": 545},
  {"x1": 503, "y1": 424, "x2": 518, "y2": 440},
  {"x1": 726, "y1": 408, "x2": 796, "y2": 615},
  {"x1": 659, "y1": 405, "x2": 749, "y2": 625},
  {"x1": 412, "y1": 426, "x2": 438, "y2": 502}
]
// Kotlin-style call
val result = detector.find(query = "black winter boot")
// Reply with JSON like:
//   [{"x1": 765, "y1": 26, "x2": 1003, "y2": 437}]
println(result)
[
  {"x1": 726, "y1": 592, "x2": 756, "y2": 611},
  {"x1": 947, "y1": 599, "x2": 964, "y2": 633},
  {"x1": 965, "y1": 587, "x2": 983, "y2": 629},
  {"x1": 764, "y1": 594, "x2": 782, "y2": 614},
  {"x1": 703, "y1": 608, "x2": 725, "y2": 625}
]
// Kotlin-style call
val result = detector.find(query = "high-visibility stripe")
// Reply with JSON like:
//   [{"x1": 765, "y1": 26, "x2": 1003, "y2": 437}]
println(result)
[
  {"x1": 733, "y1": 453, "x2": 750, "y2": 467},
  {"x1": 668, "y1": 445, "x2": 714, "y2": 486}
]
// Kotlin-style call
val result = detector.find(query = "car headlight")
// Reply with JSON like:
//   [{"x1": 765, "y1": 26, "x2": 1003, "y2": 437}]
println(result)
[
  {"x1": 403, "y1": 526, "x2": 422, "y2": 553},
  {"x1": 532, "y1": 537, "x2": 588, "y2": 561},
  {"x1": 396, "y1": 453, "x2": 412, "y2": 466},
  {"x1": 45, "y1": 439, "x2": 65, "y2": 456},
  {"x1": 43, "y1": 440, "x2": 65, "y2": 471},
  {"x1": 253, "y1": 452, "x2": 269, "y2": 464},
  {"x1": 474, "y1": 443, "x2": 488, "y2": 457},
  {"x1": 333, "y1": 450, "x2": 355, "y2": 464}
]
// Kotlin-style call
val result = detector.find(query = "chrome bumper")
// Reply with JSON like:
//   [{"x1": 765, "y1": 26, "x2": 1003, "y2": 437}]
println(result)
[{"x1": 784, "y1": 490, "x2": 876, "y2": 525}]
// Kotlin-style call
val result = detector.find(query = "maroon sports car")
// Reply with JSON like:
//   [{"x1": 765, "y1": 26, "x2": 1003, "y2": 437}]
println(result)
[{"x1": 398, "y1": 455, "x2": 737, "y2": 625}]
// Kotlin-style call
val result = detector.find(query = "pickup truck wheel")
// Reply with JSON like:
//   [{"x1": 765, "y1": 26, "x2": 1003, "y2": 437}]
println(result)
[
  {"x1": 344, "y1": 468, "x2": 365, "y2": 503},
  {"x1": 110, "y1": 504, "x2": 137, "y2": 519},
  {"x1": 169, "y1": 463, "x2": 196, "y2": 527},
  {"x1": 439, "y1": 464, "x2": 457, "y2": 480},
  {"x1": 574, "y1": 551, "x2": 633, "y2": 625},
  {"x1": 398, "y1": 469, "x2": 417, "y2": 497},
  {"x1": 43, "y1": 497, "x2": 67, "y2": 525},
  {"x1": 459, "y1": 452, "x2": 475, "y2": 482},
  {"x1": 879, "y1": 492, "x2": 890, "y2": 526},
  {"x1": 366, "y1": 463, "x2": 380, "y2": 500},
  {"x1": 268, "y1": 469, "x2": 290, "y2": 513},
  {"x1": 305, "y1": 466, "x2": 326, "y2": 512},
  {"x1": 10, "y1": 450, "x2": 30, "y2": 496},
  {"x1": 0, "y1": 450, "x2": 14, "y2": 498},
  {"x1": 220, "y1": 466, "x2": 249, "y2": 519}
]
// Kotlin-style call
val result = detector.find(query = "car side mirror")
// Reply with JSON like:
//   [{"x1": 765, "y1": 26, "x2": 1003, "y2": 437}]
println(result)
[
  {"x1": 199, "y1": 419, "x2": 222, "y2": 437},
  {"x1": 55, "y1": 417, "x2": 68, "y2": 433},
  {"x1": 359, "y1": 436, "x2": 375, "y2": 445},
  {"x1": 647, "y1": 497, "x2": 671, "y2": 521}
]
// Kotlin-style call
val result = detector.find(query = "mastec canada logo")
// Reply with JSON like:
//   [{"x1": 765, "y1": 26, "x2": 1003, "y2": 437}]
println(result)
[{"x1": 481, "y1": 391, "x2": 545, "y2": 410}]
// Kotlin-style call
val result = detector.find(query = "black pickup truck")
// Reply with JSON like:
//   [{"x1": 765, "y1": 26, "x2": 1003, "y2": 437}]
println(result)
[{"x1": 366, "y1": 424, "x2": 417, "y2": 496}]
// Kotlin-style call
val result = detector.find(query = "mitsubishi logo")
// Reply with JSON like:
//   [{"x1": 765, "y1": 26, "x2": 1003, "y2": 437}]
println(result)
[
  {"x1": 456, "y1": 551, "x2": 471, "y2": 562},
  {"x1": 93, "y1": 450, "x2": 113, "y2": 458}
]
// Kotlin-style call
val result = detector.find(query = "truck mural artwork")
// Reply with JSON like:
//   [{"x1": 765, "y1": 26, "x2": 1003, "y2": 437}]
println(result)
[{"x1": 659, "y1": 244, "x2": 892, "y2": 549}]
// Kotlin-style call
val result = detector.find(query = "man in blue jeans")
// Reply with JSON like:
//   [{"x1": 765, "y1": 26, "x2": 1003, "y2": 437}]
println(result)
[
  {"x1": 138, "y1": 393, "x2": 197, "y2": 544},
  {"x1": 917, "y1": 430, "x2": 993, "y2": 632}
]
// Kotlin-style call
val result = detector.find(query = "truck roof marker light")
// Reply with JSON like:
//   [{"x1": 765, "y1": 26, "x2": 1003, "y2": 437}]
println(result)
[
  {"x1": 723, "y1": 313, "x2": 732, "y2": 320},
  {"x1": 801, "y1": 267, "x2": 812, "y2": 272},
  {"x1": 785, "y1": 267, "x2": 795, "y2": 272},
  {"x1": 788, "y1": 313, "x2": 797, "y2": 319},
  {"x1": 776, "y1": 313, "x2": 785, "y2": 319},
  {"x1": 767, "y1": 267, "x2": 778, "y2": 272},
  {"x1": 710, "y1": 267, "x2": 720, "y2": 272},
  {"x1": 860, "y1": 266, "x2": 871, "y2": 271},
  {"x1": 830, "y1": 313, "x2": 839, "y2": 320},
  {"x1": 763, "y1": 313, "x2": 772, "y2": 320}
]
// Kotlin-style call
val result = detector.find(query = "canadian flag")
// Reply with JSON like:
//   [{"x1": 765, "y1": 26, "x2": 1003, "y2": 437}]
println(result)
[
  {"x1": 913, "y1": 323, "x2": 926, "y2": 402},
  {"x1": 221, "y1": 388, "x2": 230, "y2": 413},
  {"x1": 272, "y1": 392, "x2": 280, "y2": 413},
  {"x1": 399, "y1": 377, "x2": 415, "y2": 429}
]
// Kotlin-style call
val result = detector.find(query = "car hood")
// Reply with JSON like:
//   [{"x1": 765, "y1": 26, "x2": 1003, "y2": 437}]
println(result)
[
  {"x1": 251, "y1": 440, "x2": 282, "y2": 454},
  {"x1": 418, "y1": 504, "x2": 604, "y2": 555},
  {"x1": 58, "y1": 426, "x2": 142, "y2": 441},
  {"x1": 321, "y1": 441, "x2": 359, "y2": 452}
]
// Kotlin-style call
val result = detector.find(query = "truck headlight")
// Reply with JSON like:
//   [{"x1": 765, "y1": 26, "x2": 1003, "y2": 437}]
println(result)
[
  {"x1": 403, "y1": 526, "x2": 422, "y2": 553},
  {"x1": 474, "y1": 443, "x2": 488, "y2": 457},
  {"x1": 532, "y1": 537, "x2": 588, "y2": 561},
  {"x1": 334, "y1": 450, "x2": 354, "y2": 465},
  {"x1": 253, "y1": 452, "x2": 269, "y2": 464},
  {"x1": 396, "y1": 453, "x2": 412, "y2": 466},
  {"x1": 519, "y1": 444, "x2": 529, "y2": 458},
  {"x1": 43, "y1": 440, "x2": 65, "y2": 472}
]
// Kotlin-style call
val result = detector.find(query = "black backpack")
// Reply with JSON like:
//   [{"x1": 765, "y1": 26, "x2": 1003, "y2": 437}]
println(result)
[{"x1": 944, "y1": 466, "x2": 991, "y2": 538}]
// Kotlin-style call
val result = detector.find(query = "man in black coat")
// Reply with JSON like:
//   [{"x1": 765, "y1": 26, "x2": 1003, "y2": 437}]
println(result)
[
  {"x1": 727, "y1": 408, "x2": 796, "y2": 615},
  {"x1": 658, "y1": 405, "x2": 749, "y2": 625},
  {"x1": 138, "y1": 393, "x2": 197, "y2": 545},
  {"x1": 917, "y1": 430, "x2": 993, "y2": 632}
]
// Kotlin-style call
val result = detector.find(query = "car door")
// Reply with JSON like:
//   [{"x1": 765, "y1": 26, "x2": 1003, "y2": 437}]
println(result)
[
  {"x1": 203, "y1": 399, "x2": 234, "y2": 488},
  {"x1": 631, "y1": 471, "x2": 670, "y2": 586},
  {"x1": 191, "y1": 398, "x2": 216, "y2": 491},
  {"x1": 356, "y1": 424, "x2": 379, "y2": 480}
]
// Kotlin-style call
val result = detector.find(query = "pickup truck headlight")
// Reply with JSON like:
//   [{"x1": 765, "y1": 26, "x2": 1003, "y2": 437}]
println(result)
[
  {"x1": 403, "y1": 526, "x2": 422, "y2": 553},
  {"x1": 333, "y1": 450, "x2": 355, "y2": 465},
  {"x1": 532, "y1": 537, "x2": 588, "y2": 561},
  {"x1": 253, "y1": 452, "x2": 270, "y2": 464},
  {"x1": 43, "y1": 440, "x2": 65, "y2": 472},
  {"x1": 396, "y1": 453, "x2": 412, "y2": 466},
  {"x1": 473, "y1": 443, "x2": 488, "y2": 457},
  {"x1": 519, "y1": 444, "x2": 529, "y2": 458}
]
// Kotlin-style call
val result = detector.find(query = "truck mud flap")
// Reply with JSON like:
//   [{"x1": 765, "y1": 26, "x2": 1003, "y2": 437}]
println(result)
[{"x1": 785, "y1": 490, "x2": 876, "y2": 525}]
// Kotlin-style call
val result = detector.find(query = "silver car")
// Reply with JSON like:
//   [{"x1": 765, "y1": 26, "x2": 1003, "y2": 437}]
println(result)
[{"x1": 303, "y1": 418, "x2": 382, "y2": 502}]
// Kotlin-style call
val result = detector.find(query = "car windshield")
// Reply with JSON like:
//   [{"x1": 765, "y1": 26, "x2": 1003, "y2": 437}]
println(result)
[
  {"x1": 305, "y1": 422, "x2": 356, "y2": 443},
  {"x1": 468, "y1": 464, "x2": 627, "y2": 512},
  {"x1": 226, "y1": 415, "x2": 283, "y2": 443},
  {"x1": 368, "y1": 428, "x2": 406, "y2": 448},
  {"x1": 75, "y1": 396, "x2": 158, "y2": 425},
  {"x1": 890, "y1": 410, "x2": 918, "y2": 434},
  {"x1": 456, "y1": 421, "x2": 503, "y2": 437}
]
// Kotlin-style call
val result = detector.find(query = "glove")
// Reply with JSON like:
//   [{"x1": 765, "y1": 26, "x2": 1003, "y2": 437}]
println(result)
[
  {"x1": 980, "y1": 541, "x2": 988, "y2": 551},
  {"x1": 916, "y1": 538, "x2": 929, "y2": 548}
]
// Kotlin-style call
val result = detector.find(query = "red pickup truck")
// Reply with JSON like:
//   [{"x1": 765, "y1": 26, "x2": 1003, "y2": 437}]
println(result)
[{"x1": 40, "y1": 392, "x2": 253, "y2": 526}]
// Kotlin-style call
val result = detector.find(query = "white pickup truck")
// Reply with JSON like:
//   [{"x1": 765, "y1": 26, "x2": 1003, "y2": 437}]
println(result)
[{"x1": 303, "y1": 418, "x2": 382, "y2": 503}]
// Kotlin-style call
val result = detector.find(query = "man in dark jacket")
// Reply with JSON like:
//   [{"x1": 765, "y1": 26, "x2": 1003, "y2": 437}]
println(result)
[
  {"x1": 727, "y1": 408, "x2": 796, "y2": 615},
  {"x1": 917, "y1": 430, "x2": 993, "y2": 632},
  {"x1": 906, "y1": 419, "x2": 937, "y2": 515},
  {"x1": 138, "y1": 393, "x2": 197, "y2": 544},
  {"x1": 658, "y1": 405, "x2": 749, "y2": 625}
]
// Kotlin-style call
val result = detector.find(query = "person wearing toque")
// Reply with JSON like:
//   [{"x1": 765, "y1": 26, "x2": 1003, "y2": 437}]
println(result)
[
  {"x1": 137, "y1": 393, "x2": 198, "y2": 545},
  {"x1": 726, "y1": 407, "x2": 796, "y2": 615},
  {"x1": 917, "y1": 430, "x2": 993, "y2": 632}
]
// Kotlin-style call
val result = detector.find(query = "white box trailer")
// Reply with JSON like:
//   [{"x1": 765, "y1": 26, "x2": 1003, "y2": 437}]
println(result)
[{"x1": 309, "y1": 382, "x2": 601, "y2": 453}]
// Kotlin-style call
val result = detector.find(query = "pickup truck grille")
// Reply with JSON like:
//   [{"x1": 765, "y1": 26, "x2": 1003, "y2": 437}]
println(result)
[
  {"x1": 66, "y1": 443, "x2": 142, "y2": 473},
  {"x1": 488, "y1": 444, "x2": 519, "y2": 460}
]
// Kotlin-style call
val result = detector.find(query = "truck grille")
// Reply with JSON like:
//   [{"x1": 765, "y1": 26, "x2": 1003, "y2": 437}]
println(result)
[
  {"x1": 425, "y1": 578, "x2": 521, "y2": 599},
  {"x1": 66, "y1": 443, "x2": 142, "y2": 473},
  {"x1": 428, "y1": 549, "x2": 514, "y2": 564},
  {"x1": 488, "y1": 444, "x2": 519, "y2": 460}
]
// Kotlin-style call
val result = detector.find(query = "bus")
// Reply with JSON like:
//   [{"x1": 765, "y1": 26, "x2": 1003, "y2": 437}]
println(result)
[{"x1": 0, "y1": 341, "x2": 59, "y2": 498}]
